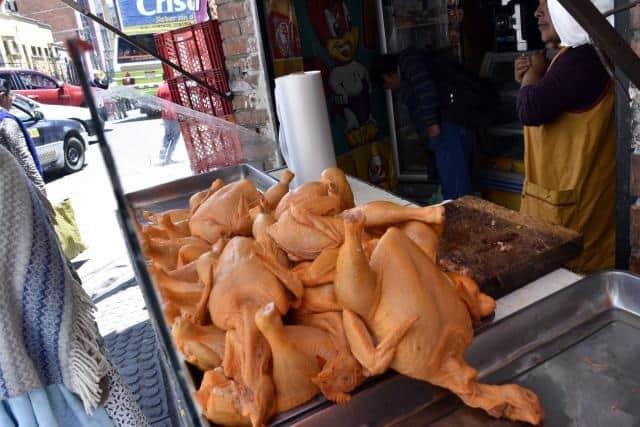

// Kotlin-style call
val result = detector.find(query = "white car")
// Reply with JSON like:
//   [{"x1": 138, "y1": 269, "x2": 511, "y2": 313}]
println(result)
[{"x1": 13, "y1": 94, "x2": 101, "y2": 137}]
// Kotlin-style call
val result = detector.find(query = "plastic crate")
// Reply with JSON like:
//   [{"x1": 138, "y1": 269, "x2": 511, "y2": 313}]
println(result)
[
  {"x1": 168, "y1": 70, "x2": 232, "y2": 117},
  {"x1": 178, "y1": 117, "x2": 244, "y2": 173},
  {"x1": 154, "y1": 20, "x2": 225, "y2": 80}
]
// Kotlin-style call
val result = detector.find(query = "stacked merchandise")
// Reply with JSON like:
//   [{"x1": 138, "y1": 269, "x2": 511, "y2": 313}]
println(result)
[{"x1": 155, "y1": 21, "x2": 239, "y2": 172}]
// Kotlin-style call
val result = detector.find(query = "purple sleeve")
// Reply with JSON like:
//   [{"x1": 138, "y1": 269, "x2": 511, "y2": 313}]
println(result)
[{"x1": 517, "y1": 45, "x2": 610, "y2": 126}]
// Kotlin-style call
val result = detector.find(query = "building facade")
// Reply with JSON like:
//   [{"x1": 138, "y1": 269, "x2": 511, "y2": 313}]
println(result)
[{"x1": 0, "y1": 5, "x2": 60, "y2": 77}]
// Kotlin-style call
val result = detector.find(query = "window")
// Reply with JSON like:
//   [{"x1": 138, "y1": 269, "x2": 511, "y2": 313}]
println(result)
[
  {"x1": 117, "y1": 34, "x2": 157, "y2": 63},
  {"x1": 9, "y1": 103, "x2": 31, "y2": 122},
  {"x1": 37, "y1": 47, "x2": 43, "y2": 56},
  {"x1": 18, "y1": 72, "x2": 57, "y2": 89},
  {"x1": 0, "y1": 73, "x2": 15, "y2": 89},
  {"x1": 44, "y1": 48, "x2": 49, "y2": 57},
  {"x1": 31, "y1": 46, "x2": 36, "y2": 56}
]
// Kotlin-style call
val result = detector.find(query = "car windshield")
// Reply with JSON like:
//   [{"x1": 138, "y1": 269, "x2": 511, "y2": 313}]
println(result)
[
  {"x1": 13, "y1": 93, "x2": 39, "y2": 109},
  {"x1": 10, "y1": 100, "x2": 32, "y2": 122}
]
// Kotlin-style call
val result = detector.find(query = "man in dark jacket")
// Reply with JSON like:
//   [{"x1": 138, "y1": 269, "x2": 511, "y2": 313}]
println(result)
[{"x1": 373, "y1": 49, "x2": 472, "y2": 200}]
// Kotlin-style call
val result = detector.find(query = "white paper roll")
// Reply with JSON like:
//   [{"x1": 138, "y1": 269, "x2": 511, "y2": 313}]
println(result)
[{"x1": 275, "y1": 71, "x2": 336, "y2": 188}]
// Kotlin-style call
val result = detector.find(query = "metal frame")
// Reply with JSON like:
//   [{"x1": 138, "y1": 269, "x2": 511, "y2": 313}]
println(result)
[{"x1": 614, "y1": 0, "x2": 632, "y2": 269}]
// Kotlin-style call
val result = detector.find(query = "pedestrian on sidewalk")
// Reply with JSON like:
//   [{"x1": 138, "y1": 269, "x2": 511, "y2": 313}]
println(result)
[
  {"x1": 0, "y1": 78, "x2": 46, "y2": 195},
  {"x1": 0, "y1": 145, "x2": 149, "y2": 427},
  {"x1": 157, "y1": 79, "x2": 180, "y2": 164}
]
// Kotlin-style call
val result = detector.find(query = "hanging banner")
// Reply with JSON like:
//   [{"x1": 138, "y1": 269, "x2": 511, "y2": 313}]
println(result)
[{"x1": 115, "y1": 0, "x2": 199, "y2": 35}]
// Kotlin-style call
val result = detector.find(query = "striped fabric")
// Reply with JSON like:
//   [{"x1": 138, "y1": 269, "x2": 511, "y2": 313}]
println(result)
[{"x1": 0, "y1": 145, "x2": 107, "y2": 413}]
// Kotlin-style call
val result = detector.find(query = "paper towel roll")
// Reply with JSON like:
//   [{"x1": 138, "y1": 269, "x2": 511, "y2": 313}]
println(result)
[{"x1": 275, "y1": 71, "x2": 336, "y2": 188}]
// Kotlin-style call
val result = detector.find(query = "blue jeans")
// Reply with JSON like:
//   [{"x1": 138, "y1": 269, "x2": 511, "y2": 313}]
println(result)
[
  {"x1": 426, "y1": 121, "x2": 473, "y2": 200},
  {"x1": 161, "y1": 119, "x2": 181, "y2": 161}
]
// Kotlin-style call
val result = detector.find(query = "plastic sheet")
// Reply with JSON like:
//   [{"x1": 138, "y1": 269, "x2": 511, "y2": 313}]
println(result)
[{"x1": 95, "y1": 86, "x2": 282, "y2": 192}]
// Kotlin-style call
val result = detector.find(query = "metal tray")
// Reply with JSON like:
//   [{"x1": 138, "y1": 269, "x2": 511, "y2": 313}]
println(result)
[
  {"x1": 279, "y1": 271, "x2": 640, "y2": 426},
  {"x1": 126, "y1": 163, "x2": 277, "y2": 221}
]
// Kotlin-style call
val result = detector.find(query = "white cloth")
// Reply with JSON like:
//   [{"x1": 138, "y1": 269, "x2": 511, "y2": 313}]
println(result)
[{"x1": 547, "y1": 0, "x2": 614, "y2": 47}]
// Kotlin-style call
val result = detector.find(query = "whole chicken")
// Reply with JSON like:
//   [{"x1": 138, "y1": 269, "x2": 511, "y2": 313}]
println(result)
[
  {"x1": 189, "y1": 179, "x2": 262, "y2": 243},
  {"x1": 206, "y1": 237, "x2": 304, "y2": 425},
  {"x1": 334, "y1": 214, "x2": 543, "y2": 425},
  {"x1": 172, "y1": 317, "x2": 225, "y2": 371}
]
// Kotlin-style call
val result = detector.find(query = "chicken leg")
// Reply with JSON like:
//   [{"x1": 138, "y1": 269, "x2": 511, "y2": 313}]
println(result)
[
  {"x1": 263, "y1": 170, "x2": 294, "y2": 211},
  {"x1": 255, "y1": 302, "x2": 320, "y2": 412},
  {"x1": 334, "y1": 212, "x2": 379, "y2": 319},
  {"x1": 345, "y1": 201, "x2": 445, "y2": 228}
]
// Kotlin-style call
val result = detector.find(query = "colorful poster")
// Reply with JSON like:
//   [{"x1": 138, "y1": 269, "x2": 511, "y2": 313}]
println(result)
[
  {"x1": 264, "y1": 0, "x2": 304, "y2": 77},
  {"x1": 293, "y1": 0, "x2": 396, "y2": 189},
  {"x1": 115, "y1": 0, "x2": 199, "y2": 35}
]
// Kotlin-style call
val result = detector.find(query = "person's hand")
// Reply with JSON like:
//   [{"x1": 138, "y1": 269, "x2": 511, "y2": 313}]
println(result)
[
  {"x1": 527, "y1": 49, "x2": 548, "y2": 79},
  {"x1": 514, "y1": 55, "x2": 531, "y2": 83},
  {"x1": 427, "y1": 124, "x2": 441, "y2": 138}
]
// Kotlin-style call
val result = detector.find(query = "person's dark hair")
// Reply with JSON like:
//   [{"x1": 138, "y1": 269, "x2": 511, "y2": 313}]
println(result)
[{"x1": 371, "y1": 54, "x2": 399, "y2": 86}]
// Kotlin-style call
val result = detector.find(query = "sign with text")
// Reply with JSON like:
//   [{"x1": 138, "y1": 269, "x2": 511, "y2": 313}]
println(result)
[{"x1": 116, "y1": 0, "x2": 199, "y2": 35}]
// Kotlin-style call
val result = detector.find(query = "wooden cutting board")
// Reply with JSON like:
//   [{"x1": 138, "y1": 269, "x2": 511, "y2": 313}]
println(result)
[{"x1": 437, "y1": 196, "x2": 582, "y2": 298}]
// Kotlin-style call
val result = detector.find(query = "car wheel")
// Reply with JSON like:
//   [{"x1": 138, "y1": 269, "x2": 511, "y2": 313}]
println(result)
[{"x1": 63, "y1": 134, "x2": 85, "y2": 173}]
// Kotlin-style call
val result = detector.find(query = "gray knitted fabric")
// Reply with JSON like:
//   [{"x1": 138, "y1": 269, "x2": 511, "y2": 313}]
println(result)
[
  {"x1": 0, "y1": 106, "x2": 46, "y2": 193},
  {"x1": 0, "y1": 145, "x2": 107, "y2": 412}
]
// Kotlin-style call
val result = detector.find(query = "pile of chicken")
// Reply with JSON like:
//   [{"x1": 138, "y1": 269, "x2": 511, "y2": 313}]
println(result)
[{"x1": 139, "y1": 167, "x2": 543, "y2": 426}]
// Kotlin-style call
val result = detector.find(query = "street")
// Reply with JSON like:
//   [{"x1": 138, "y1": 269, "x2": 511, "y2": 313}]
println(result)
[{"x1": 45, "y1": 113, "x2": 191, "y2": 335}]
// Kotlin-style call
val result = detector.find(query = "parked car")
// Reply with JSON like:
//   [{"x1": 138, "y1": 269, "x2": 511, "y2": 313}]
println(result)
[
  {"x1": 13, "y1": 94, "x2": 100, "y2": 136},
  {"x1": 0, "y1": 68, "x2": 85, "y2": 106},
  {"x1": 10, "y1": 93, "x2": 88, "y2": 173}
]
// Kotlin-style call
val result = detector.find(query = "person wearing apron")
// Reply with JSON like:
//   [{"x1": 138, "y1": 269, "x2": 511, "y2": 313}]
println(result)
[{"x1": 515, "y1": 0, "x2": 615, "y2": 273}]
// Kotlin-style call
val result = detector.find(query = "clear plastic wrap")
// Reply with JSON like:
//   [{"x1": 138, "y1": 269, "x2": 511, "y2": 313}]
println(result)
[{"x1": 95, "y1": 86, "x2": 282, "y2": 192}]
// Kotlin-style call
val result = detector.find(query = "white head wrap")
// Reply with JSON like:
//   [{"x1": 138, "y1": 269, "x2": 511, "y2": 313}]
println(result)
[{"x1": 547, "y1": 0, "x2": 614, "y2": 47}]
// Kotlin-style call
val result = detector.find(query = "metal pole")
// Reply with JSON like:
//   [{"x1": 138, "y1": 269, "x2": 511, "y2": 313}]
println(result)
[
  {"x1": 66, "y1": 38, "x2": 206, "y2": 426},
  {"x1": 60, "y1": 0, "x2": 233, "y2": 100}
]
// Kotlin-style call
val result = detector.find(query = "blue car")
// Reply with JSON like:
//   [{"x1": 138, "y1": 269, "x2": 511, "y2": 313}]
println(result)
[{"x1": 10, "y1": 93, "x2": 89, "y2": 174}]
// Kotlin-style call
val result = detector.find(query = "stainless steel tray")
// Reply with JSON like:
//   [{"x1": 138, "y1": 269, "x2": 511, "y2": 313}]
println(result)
[
  {"x1": 126, "y1": 163, "x2": 277, "y2": 221},
  {"x1": 278, "y1": 271, "x2": 640, "y2": 426}
]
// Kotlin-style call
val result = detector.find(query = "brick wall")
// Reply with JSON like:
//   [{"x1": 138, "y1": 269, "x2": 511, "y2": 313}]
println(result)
[
  {"x1": 214, "y1": 0, "x2": 275, "y2": 139},
  {"x1": 18, "y1": 0, "x2": 78, "y2": 44},
  {"x1": 629, "y1": 7, "x2": 640, "y2": 271}
]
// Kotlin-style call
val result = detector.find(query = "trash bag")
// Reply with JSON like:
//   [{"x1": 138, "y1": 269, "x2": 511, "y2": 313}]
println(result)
[{"x1": 53, "y1": 198, "x2": 87, "y2": 260}]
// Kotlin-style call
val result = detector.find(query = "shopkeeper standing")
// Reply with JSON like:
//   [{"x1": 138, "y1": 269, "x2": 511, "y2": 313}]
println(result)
[{"x1": 514, "y1": 0, "x2": 614, "y2": 272}]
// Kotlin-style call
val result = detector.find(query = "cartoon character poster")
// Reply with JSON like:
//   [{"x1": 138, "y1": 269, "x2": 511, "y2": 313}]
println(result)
[{"x1": 293, "y1": 0, "x2": 396, "y2": 188}]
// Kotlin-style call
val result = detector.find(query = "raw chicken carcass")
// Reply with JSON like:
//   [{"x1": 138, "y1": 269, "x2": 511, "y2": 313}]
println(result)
[
  {"x1": 268, "y1": 206, "x2": 345, "y2": 261},
  {"x1": 334, "y1": 214, "x2": 543, "y2": 425},
  {"x1": 274, "y1": 181, "x2": 341, "y2": 220},
  {"x1": 148, "y1": 262, "x2": 203, "y2": 325},
  {"x1": 263, "y1": 170, "x2": 294, "y2": 211},
  {"x1": 196, "y1": 369, "x2": 251, "y2": 426},
  {"x1": 189, "y1": 178, "x2": 224, "y2": 215},
  {"x1": 189, "y1": 179, "x2": 262, "y2": 243},
  {"x1": 295, "y1": 284, "x2": 341, "y2": 314},
  {"x1": 206, "y1": 237, "x2": 303, "y2": 425},
  {"x1": 320, "y1": 167, "x2": 355, "y2": 210},
  {"x1": 172, "y1": 317, "x2": 225, "y2": 371},
  {"x1": 292, "y1": 311, "x2": 364, "y2": 403},
  {"x1": 255, "y1": 302, "x2": 321, "y2": 412}
]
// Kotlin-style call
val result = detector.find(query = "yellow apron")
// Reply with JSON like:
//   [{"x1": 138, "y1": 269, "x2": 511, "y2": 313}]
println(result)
[{"x1": 521, "y1": 48, "x2": 616, "y2": 273}]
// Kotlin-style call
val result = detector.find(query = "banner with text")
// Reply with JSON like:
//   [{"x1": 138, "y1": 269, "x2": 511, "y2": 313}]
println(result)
[{"x1": 116, "y1": 0, "x2": 199, "y2": 35}]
